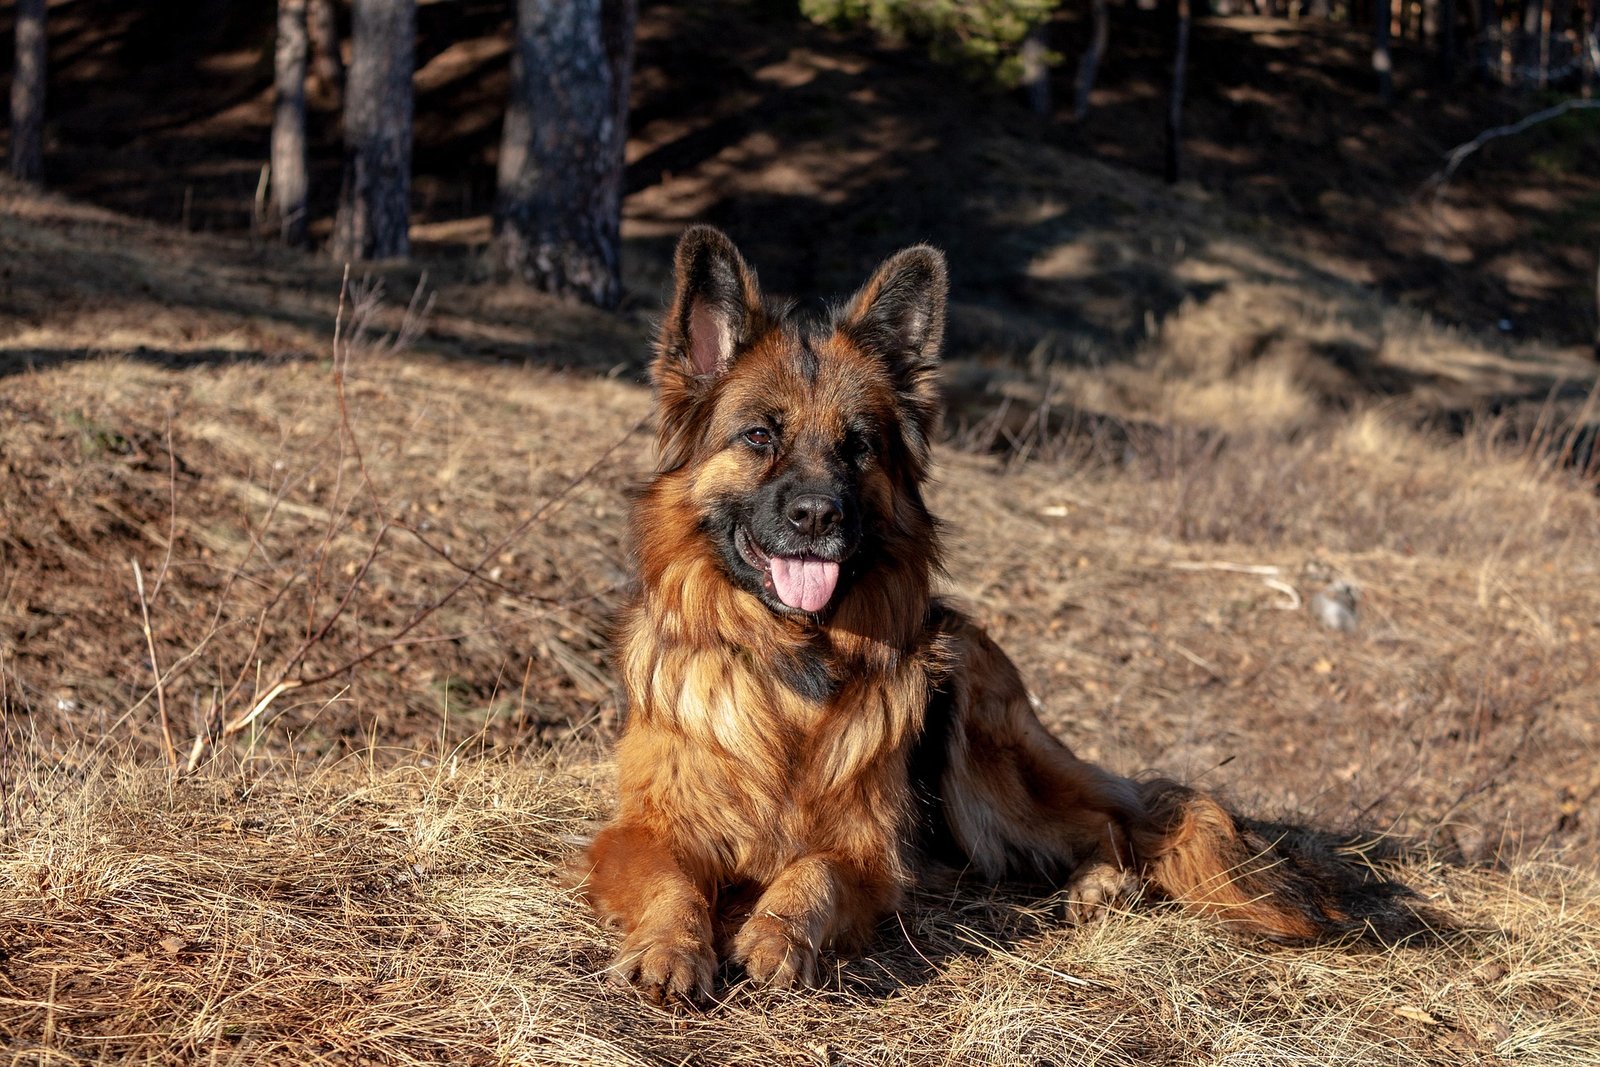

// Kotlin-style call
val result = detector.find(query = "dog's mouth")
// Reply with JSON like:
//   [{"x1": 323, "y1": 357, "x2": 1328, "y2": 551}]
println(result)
[{"x1": 734, "y1": 525, "x2": 841, "y2": 614}]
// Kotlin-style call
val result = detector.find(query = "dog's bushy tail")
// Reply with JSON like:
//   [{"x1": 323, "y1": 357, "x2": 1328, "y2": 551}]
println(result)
[{"x1": 1131, "y1": 779, "x2": 1439, "y2": 944}]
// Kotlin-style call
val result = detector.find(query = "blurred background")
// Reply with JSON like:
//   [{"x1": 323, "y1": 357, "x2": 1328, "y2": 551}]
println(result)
[{"x1": 5, "y1": 0, "x2": 1599, "y2": 352}]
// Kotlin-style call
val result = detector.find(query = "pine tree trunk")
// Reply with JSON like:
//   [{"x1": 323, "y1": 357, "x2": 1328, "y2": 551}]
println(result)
[
  {"x1": 9, "y1": 0, "x2": 46, "y2": 183},
  {"x1": 1439, "y1": 0, "x2": 1457, "y2": 77},
  {"x1": 1019, "y1": 22, "x2": 1053, "y2": 116},
  {"x1": 272, "y1": 0, "x2": 311, "y2": 246},
  {"x1": 1073, "y1": 0, "x2": 1110, "y2": 122},
  {"x1": 1375, "y1": 0, "x2": 1396, "y2": 103},
  {"x1": 493, "y1": 0, "x2": 632, "y2": 309},
  {"x1": 1581, "y1": 0, "x2": 1593, "y2": 98},
  {"x1": 1165, "y1": 0, "x2": 1191, "y2": 184},
  {"x1": 308, "y1": 0, "x2": 345, "y2": 103},
  {"x1": 1473, "y1": 0, "x2": 1499, "y2": 80},
  {"x1": 1522, "y1": 0, "x2": 1545, "y2": 77},
  {"x1": 602, "y1": 0, "x2": 636, "y2": 236},
  {"x1": 332, "y1": 0, "x2": 413, "y2": 261}
]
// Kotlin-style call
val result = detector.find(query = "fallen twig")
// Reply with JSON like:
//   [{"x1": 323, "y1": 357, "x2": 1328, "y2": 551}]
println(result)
[{"x1": 131, "y1": 560, "x2": 178, "y2": 771}]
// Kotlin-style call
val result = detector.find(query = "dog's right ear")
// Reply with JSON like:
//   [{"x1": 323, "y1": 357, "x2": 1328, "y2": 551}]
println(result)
[
  {"x1": 655, "y1": 226, "x2": 764, "y2": 385},
  {"x1": 652, "y1": 228, "x2": 765, "y2": 466}
]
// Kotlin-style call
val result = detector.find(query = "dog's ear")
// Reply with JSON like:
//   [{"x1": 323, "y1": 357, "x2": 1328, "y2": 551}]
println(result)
[
  {"x1": 652, "y1": 227, "x2": 766, "y2": 467},
  {"x1": 656, "y1": 226, "x2": 765, "y2": 384},
  {"x1": 838, "y1": 245, "x2": 948, "y2": 457}
]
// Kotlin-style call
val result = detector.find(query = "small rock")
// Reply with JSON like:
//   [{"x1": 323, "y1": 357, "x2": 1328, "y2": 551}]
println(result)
[{"x1": 1310, "y1": 581, "x2": 1359, "y2": 633}]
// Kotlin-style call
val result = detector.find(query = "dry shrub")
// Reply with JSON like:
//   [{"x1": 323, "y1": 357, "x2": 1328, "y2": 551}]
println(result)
[{"x1": 0, "y1": 335, "x2": 648, "y2": 765}]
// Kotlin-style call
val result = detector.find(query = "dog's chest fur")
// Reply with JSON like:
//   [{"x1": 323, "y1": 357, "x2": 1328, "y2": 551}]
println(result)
[{"x1": 614, "y1": 606, "x2": 933, "y2": 885}]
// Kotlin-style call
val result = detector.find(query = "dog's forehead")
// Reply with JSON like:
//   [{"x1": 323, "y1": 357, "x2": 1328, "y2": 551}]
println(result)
[{"x1": 718, "y1": 327, "x2": 891, "y2": 432}]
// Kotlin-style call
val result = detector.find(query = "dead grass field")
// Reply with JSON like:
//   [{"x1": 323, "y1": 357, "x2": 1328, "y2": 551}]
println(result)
[{"x1": 3, "y1": 168, "x2": 1600, "y2": 1065}]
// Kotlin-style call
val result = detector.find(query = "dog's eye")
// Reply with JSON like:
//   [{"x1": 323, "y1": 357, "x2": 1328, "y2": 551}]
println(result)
[{"x1": 742, "y1": 427, "x2": 773, "y2": 448}]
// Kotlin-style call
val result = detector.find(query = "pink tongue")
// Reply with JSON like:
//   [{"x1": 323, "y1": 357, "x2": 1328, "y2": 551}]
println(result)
[{"x1": 769, "y1": 557, "x2": 840, "y2": 612}]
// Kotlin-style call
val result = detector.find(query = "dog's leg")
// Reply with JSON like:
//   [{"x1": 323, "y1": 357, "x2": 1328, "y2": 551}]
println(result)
[
  {"x1": 934, "y1": 615, "x2": 1146, "y2": 920},
  {"x1": 578, "y1": 821, "x2": 715, "y2": 1004},
  {"x1": 730, "y1": 854, "x2": 897, "y2": 988}
]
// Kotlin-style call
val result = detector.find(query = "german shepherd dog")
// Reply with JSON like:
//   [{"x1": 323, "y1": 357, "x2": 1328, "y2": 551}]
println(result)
[{"x1": 576, "y1": 227, "x2": 1416, "y2": 1003}]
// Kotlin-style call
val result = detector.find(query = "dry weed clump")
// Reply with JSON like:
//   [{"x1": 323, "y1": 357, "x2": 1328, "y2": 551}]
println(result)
[
  {"x1": 1, "y1": 746, "x2": 1597, "y2": 1067},
  {"x1": 0, "y1": 324, "x2": 650, "y2": 765}
]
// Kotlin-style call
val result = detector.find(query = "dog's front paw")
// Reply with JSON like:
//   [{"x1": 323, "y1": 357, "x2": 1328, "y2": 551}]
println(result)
[
  {"x1": 610, "y1": 928, "x2": 715, "y2": 1006},
  {"x1": 1063, "y1": 860, "x2": 1139, "y2": 925},
  {"x1": 731, "y1": 912, "x2": 819, "y2": 989}
]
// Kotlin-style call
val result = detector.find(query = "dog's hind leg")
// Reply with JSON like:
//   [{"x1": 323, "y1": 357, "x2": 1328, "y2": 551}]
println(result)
[{"x1": 923, "y1": 613, "x2": 1145, "y2": 918}]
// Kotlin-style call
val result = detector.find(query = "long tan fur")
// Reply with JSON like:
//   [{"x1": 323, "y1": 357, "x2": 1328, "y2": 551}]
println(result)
[{"x1": 574, "y1": 227, "x2": 1420, "y2": 1004}]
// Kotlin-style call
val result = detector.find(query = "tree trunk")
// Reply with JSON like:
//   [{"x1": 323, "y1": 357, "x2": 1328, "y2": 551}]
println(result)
[
  {"x1": 1440, "y1": 0, "x2": 1457, "y2": 77},
  {"x1": 272, "y1": 0, "x2": 311, "y2": 246},
  {"x1": 308, "y1": 0, "x2": 345, "y2": 103},
  {"x1": 1019, "y1": 21, "x2": 1053, "y2": 116},
  {"x1": 493, "y1": 0, "x2": 633, "y2": 309},
  {"x1": 333, "y1": 0, "x2": 413, "y2": 261},
  {"x1": 1522, "y1": 0, "x2": 1545, "y2": 77},
  {"x1": 1473, "y1": 0, "x2": 1499, "y2": 79},
  {"x1": 1535, "y1": 0, "x2": 1550, "y2": 86},
  {"x1": 1375, "y1": 0, "x2": 1396, "y2": 103},
  {"x1": 1582, "y1": 0, "x2": 1593, "y2": 98},
  {"x1": 9, "y1": 0, "x2": 46, "y2": 183},
  {"x1": 602, "y1": 0, "x2": 636, "y2": 173},
  {"x1": 1073, "y1": 0, "x2": 1110, "y2": 122},
  {"x1": 1165, "y1": 0, "x2": 1191, "y2": 184}
]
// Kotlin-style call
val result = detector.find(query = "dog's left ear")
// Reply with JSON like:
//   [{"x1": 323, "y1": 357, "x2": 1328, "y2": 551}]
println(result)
[{"x1": 838, "y1": 246, "x2": 948, "y2": 456}]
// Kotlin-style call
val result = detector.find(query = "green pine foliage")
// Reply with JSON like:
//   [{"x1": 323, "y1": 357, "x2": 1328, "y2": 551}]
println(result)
[{"x1": 801, "y1": 0, "x2": 1061, "y2": 85}]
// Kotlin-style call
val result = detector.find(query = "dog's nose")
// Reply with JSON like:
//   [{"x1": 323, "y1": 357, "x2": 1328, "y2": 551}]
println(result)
[{"x1": 786, "y1": 494, "x2": 842, "y2": 538}]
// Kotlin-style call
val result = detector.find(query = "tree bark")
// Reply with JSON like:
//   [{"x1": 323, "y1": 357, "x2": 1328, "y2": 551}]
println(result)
[
  {"x1": 308, "y1": 0, "x2": 345, "y2": 103},
  {"x1": 1472, "y1": 0, "x2": 1500, "y2": 80},
  {"x1": 1165, "y1": 0, "x2": 1191, "y2": 184},
  {"x1": 493, "y1": 0, "x2": 633, "y2": 309},
  {"x1": 1019, "y1": 21, "x2": 1052, "y2": 117},
  {"x1": 1582, "y1": 0, "x2": 1593, "y2": 98},
  {"x1": 9, "y1": 0, "x2": 46, "y2": 183},
  {"x1": 1522, "y1": 0, "x2": 1545, "y2": 78},
  {"x1": 1073, "y1": 0, "x2": 1110, "y2": 122},
  {"x1": 272, "y1": 0, "x2": 311, "y2": 246},
  {"x1": 601, "y1": 0, "x2": 636, "y2": 191},
  {"x1": 1375, "y1": 0, "x2": 1396, "y2": 104},
  {"x1": 333, "y1": 0, "x2": 413, "y2": 261},
  {"x1": 1440, "y1": 0, "x2": 1457, "y2": 77}
]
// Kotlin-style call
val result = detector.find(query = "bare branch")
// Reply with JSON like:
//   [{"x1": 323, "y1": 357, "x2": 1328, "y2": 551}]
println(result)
[{"x1": 1426, "y1": 99, "x2": 1600, "y2": 191}]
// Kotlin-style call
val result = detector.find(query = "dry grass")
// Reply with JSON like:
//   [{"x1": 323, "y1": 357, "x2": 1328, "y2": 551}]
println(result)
[
  {"x1": 4, "y1": 174, "x2": 1600, "y2": 1064},
  {"x1": 0, "y1": 740, "x2": 1596, "y2": 1066}
]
